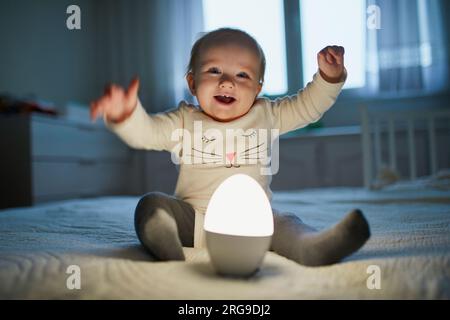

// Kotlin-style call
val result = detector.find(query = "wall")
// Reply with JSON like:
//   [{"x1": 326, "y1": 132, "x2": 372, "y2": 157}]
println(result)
[{"x1": 0, "y1": 0, "x2": 100, "y2": 108}]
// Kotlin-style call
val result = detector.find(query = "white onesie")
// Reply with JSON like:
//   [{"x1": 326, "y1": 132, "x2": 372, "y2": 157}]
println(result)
[{"x1": 105, "y1": 70, "x2": 346, "y2": 247}]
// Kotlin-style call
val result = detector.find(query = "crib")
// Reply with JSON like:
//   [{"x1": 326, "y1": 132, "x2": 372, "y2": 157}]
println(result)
[{"x1": 360, "y1": 104, "x2": 450, "y2": 189}]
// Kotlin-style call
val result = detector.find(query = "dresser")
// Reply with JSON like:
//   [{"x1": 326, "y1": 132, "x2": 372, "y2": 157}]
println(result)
[{"x1": 0, "y1": 112, "x2": 143, "y2": 209}]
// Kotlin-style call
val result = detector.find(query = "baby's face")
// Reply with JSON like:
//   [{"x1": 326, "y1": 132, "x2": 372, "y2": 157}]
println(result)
[{"x1": 187, "y1": 44, "x2": 262, "y2": 122}]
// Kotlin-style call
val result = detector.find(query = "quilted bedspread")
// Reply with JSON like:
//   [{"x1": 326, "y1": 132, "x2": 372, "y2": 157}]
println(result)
[{"x1": 1, "y1": 185, "x2": 449, "y2": 299}]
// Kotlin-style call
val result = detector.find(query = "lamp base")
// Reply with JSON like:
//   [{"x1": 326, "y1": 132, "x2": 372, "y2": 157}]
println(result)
[{"x1": 205, "y1": 230, "x2": 272, "y2": 277}]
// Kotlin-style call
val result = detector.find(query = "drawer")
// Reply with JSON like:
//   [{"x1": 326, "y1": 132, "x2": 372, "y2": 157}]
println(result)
[
  {"x1": 32, "y1": 161, "x2": 132, "y2": 202},
  {"x1": 31, "y1": 118, "x2": 129, "y2": 160}
]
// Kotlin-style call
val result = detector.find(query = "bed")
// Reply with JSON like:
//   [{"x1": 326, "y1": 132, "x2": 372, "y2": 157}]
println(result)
[{"x1": 1, "y1": 174, "x2": 449, "y2": 300}]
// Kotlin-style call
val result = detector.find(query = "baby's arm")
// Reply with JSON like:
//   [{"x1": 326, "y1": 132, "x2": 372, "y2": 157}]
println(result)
[
  {"x1": 269, "y1": 46, "x2": 346, "y2": 135},
  {"x1": 90, "y1": 78, "x2": 183, "y2": 152}
]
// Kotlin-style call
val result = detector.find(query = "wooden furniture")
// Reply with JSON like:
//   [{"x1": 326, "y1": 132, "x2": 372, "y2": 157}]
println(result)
[
  {"x1": 360, "y1": 105, "x2": 450, "y2": 189},
  {"x1": 0, "y1": 113, "x2": 143, "y2": 209}
]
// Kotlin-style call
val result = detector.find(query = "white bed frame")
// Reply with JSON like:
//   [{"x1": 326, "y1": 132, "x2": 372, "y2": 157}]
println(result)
[{"x1": 360, "y1": 104, "x2": 450, "y2": 189}]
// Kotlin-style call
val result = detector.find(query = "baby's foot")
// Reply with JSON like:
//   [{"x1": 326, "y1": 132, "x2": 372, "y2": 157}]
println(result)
[
  {"x1": 296, "y1": 209, "x2": 371, "y2": 266},
  {"x1": 139, "y1": 208, "x2": 185, "y2": 261}
]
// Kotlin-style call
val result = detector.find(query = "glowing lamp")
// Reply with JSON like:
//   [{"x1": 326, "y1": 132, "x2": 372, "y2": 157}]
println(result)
[{"x1": 204, "y1": 174, "x2": 274, "y2": 277}]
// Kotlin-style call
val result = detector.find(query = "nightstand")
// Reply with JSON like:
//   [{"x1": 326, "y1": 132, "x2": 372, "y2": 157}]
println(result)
[{"x1": 0, "y1": 113, "x2": 143, "y2": 209}]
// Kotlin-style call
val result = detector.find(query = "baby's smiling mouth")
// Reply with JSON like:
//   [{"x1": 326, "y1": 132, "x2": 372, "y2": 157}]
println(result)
[{"x1": 214, "y1": 95, "x2": 236, "y2": 105}]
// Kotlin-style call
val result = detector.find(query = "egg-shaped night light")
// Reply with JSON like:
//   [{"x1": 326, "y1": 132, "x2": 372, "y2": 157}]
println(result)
[{"x1": 204, "y1": 174, "x2": 274, "y2": 277}]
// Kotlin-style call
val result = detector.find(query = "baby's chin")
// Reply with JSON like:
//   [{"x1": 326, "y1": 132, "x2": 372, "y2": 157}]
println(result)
[
  {"x1": 201, "y1": 109, "x2": 247, "y2": 122},
  {"x1": 200, "y1": 103, "x2": 254, "y2": 122}
]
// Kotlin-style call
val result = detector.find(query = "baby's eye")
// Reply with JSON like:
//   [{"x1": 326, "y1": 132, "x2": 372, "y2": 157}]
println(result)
[
  {"x1": 237, "y1": 72, "x2": 250, "y2": 79},
  {"x1": 207, "y1": 68, "x2": 221, "y2": 74}
]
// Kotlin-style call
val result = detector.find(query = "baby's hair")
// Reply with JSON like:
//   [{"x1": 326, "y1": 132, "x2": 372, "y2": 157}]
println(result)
[{"x1": 186, "y1": 28, "x2": 266, "y2": 84}]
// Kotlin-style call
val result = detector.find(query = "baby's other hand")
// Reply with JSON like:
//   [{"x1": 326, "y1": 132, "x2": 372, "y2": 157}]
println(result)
[
  {"x1": 317, "y1": 46, "x2": 345, "y2": 83},
  {"x1": 90, "y1": 77, "x2": 140, "y2": 123}
]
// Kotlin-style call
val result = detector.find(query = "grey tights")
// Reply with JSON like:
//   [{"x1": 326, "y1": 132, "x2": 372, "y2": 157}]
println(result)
[{"x1": 134, "y1": 191, "x2": 370, "y2": 266}]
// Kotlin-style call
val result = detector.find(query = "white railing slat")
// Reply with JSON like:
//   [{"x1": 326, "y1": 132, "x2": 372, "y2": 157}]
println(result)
[
  {"x1": 407, "y1": 118, "x2": 417, "y2": 180},
  {"x1": 388, "y1": 117, "x2": 396, "y2": 171},
  {"x1": 428, "y1": 117, "x2": 437, "y2": 175}
]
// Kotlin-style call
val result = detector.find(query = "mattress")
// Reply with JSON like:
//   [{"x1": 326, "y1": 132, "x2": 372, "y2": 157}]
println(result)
[{"x1": 1, "y1": 182, "x2": 449, "y2": 299}]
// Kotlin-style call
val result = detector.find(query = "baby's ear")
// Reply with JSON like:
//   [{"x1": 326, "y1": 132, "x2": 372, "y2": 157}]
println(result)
[
  {"x1": 256, "y1": 82, "x2": 263, "y2": 97},
  {"x1": 186, "y1": 72, "x2": 196, "y2": 96}
]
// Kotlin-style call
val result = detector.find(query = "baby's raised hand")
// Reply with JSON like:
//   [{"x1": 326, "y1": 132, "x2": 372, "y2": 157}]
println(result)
[
  {"x1": 317, "y1": 46, "x2": 345, "y2": 83},
  {"x1": 90, "y1": 77, "x2": 140, "y2": 123}
]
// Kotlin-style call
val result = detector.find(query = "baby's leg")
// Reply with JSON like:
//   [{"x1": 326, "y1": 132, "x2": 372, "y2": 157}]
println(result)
[
  {"x1": 270, "y1": 209, "x2": 370, "y2": 266},
  {"x1": 134, "y1": 191, "x2": 195, "y2": 261}
]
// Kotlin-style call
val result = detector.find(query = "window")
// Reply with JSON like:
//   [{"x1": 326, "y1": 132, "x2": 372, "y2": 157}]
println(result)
[
  {"x1": 202, "y1": 0, "x2": 367, "y2": 95},
  {"x1": 300, "y1": 0, "x2": 366, "y2": 89},
  {"x1": 202, "y1": 0, "x2": 288, "y2": 96}
]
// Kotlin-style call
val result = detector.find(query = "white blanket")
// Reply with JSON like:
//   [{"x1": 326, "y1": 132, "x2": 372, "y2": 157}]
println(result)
[{"x1": 1, "y1": 186, "x2": 449, "y2": 299}]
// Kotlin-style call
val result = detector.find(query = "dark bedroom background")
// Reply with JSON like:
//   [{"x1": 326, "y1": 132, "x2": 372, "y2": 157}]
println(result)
[{"x1": 0, "y1": 0, "x2": 449, "y2": 209}]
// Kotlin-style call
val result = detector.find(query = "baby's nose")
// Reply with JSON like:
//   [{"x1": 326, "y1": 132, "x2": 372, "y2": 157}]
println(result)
[
  {"x1": 219, "y1": 76, "x2": 234, "y2": 89},
  {"x1": 220, "y1": 82, "x2": 234, "y2": 90}
]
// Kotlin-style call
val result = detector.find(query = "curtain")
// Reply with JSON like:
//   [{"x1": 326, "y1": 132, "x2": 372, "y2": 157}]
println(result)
[
  {"x1": 94, "y1": 0, "x2": 203, "y2": 112},
  {"x1": 365, "y1": 0, "x2": 449, "y2": 96}
]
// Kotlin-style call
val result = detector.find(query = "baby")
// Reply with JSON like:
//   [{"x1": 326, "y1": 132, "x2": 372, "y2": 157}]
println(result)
[{"x1": 90, "y1": 28, "x2": 370, "y2": 266}]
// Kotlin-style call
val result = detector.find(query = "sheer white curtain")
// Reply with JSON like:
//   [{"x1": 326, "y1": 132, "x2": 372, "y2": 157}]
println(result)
[
  {"x1": 94, "y1": 0, "x2": 203, "y2": 112},
  {"x1": 365, "y1": 0, "x2": 449, "y2": 96}
]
